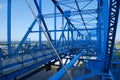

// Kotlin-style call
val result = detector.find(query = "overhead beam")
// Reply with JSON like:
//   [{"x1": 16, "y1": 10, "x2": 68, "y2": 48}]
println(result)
[
  {"x1": 75, "y1": 0, "x2": 90, "y2": 36},
  {"x1": 49, "y1": 53, "x2": 82, "y2": 80},
  {"x1": 52, "y1": 0, "x2": 83, "y2": 36},
  {"x1": 31, "y1": 28, "x2": 97, "y2": 33},
  {"x1": 43, "y1": 9, "x2": 98, "y2": 18},
  {"x1": 58, "y1": 0, "x2": 96, "y2": 4},
  {"x1": 34, "y1": 0, "x2": 52, "y2": 41}
]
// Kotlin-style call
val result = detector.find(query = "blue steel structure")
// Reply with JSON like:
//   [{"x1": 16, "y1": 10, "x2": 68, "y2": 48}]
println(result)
[{"x1": 0, "y1": 0, "x2": 120, "y2": 80}]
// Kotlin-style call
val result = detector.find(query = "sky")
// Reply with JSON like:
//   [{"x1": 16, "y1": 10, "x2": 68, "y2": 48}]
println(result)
[
  {"x1": 0, "y1": 0, "x2": 57, "y2": 41},
  {"x1": 0, "y1": 0, "x2": 120, "y2": 42}
]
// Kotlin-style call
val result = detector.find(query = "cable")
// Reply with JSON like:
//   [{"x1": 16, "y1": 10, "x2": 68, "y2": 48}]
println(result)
[{"x1": 25, "y1": 0, "x2": 73, "y2": 80}]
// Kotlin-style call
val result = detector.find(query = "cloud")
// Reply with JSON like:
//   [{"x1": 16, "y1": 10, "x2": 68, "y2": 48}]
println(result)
[{"x1": 0, "y1": 3, "x2": 4, "y2": 9}]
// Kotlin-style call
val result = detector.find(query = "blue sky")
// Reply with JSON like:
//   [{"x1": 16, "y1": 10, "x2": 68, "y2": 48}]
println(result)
[
  {"x1": 0, "y1": 0, "x2": 56, "y2": 41},
  {"x1": 0, "y1": 0, "x2": 120, "y2": 41}
]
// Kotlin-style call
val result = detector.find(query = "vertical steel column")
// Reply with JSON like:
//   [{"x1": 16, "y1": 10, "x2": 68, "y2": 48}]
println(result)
[
  {"x1": 68, "y1": 23, "x2": 70, "y2": 48},
  {"x1": 104, "y1": 0, "x2": 120, "y2": 72},
  {"x1": 34, "y1": 0, "x2": 52, "y2": 41},
  {"x1": 7, "y1": 0, "x2": 12, "y2": 54},
  {"x1": 0, "y1": 59, "x2": 2, "y2": 75},
  {"x1": 54, "y1": 3, "x2": 57, "y2": 46},
  {"x1": 102, "y1": 0, "x2": 109, "y2": 71},
  {"x1": 71, "y1": 29, "x2": 73, "y2": 47},
  {"x1": 39, "y1": 0, "x2": 42, "y2": 48},
  {"x1": 62, "y1": 15, "x2": 64, "y2": 44},
  {"x1": 97, "y1": 0, "x2": 101, "y2": 48},
  {"x1": 0, "y1": 48, "x2": 2, "y2": 74},
  {"x1": 96, "y1": 0, "x2": 102, "y2": 61}
]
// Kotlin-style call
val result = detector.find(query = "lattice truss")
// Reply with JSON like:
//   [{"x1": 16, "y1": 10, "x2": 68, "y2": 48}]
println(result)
[{"x1": 0, "y1": 0, "x2": 120, "y2": 80}]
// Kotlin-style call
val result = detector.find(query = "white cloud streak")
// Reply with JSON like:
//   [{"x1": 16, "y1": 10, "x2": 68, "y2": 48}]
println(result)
[{"x1": 0, "y1": 3, "x2": 4, "y2": 9}]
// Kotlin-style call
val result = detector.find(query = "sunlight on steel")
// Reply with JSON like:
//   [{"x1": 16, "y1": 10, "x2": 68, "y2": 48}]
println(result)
[
  {"x1": 26, "y1": 0, "x2": 73, "y2": 80},
  {"x1": 0, "y1": 0, "x2": 120, "y2": 80},
  {"x1": 49, "y1": 53, "x2": 82, "y2": 80}
]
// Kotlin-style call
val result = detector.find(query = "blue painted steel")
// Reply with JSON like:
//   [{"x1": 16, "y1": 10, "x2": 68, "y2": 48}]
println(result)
[
  {"x1": 75, "y1": 72, "x2": 102, "y2": 80},
  {"x1": 97, "y1": 0, "x2": 101, "y2": 51},
  {"x1": 0, "y1": 46, "x2": 68, "y2": 79},
  {"x1": 54, "y1": 3, "x2": 57, "y2": 46},
  {"x1": 31, "y1": 28, "x2": 97, "y2": 33},
  {"x1": 43, "y1": 9, "x2": 98, "y2": 18},
  {"x1": 67, "y1": 25, "x2": 70, "y2": 47},
  {"x1": 102, "y1": 0, "x2": 109, "y2": 71},
  {"x1": 58, "y1": 0, "x2": 93, "y2": 3},
  {"x1": 39, "y1": 0, "x2": 42, "y2": 48},
  {"x1": 0, "y1": 48, "x2": 4, "y2": 57},
  {"x1": 62, "y1": 15, "x2": 65, "y2": 41},
  {"x1": 34, "y1": 0, "x2": 52, "y2": 41},
  {"x1": 1, "y1": 0, "x2": 120, "y2": 80},
  {"x1": 75, "y1": 0, "x2": 90, "y2": 36},
  {"x1": 104, "y1": 0, "x2": 120, "y2": 72},
  {"x1": 0, "y1": 56, "x2": 57, "y2": 80},
  {"x1": 52, "y1": 0, "x2": 83, "y2": 37},
  {"x1": 58, "y1": 22, "x2": 68, "y2": 45},
  {"x1": 14, "y1": 19, "x2": 36, "y2": 55},
  {"x1": 49, "y1": 53, "x2": 82, "y2": 80},
  {"x1": 7, "y1": 0, "x2": 12, "y2": 54}
]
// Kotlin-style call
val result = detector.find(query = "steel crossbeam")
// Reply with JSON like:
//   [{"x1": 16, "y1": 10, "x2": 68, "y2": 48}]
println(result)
[
  {"x1": 0, "y1": 0, "x2": 120, "y2": 80},
  {"x1": 43, "y1": 9, "x2": 98, "y2": 18}
]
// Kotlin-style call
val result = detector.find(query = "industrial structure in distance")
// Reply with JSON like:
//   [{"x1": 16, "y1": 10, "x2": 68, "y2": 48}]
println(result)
[{"x1": 0, "y1": 0, "x2": 120, "y2": 80}]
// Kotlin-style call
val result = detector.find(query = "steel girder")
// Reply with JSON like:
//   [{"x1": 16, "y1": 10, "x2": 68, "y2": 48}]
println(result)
[
  {"x1": 104, "y1": 0, "x2": 120, "y2": 72},
  {"x1": 43, "y1": 9, "x2": 98, "y2": 18},
  {"x1": 0, "y1": 0, "x2": 120, "y2": 80}
]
